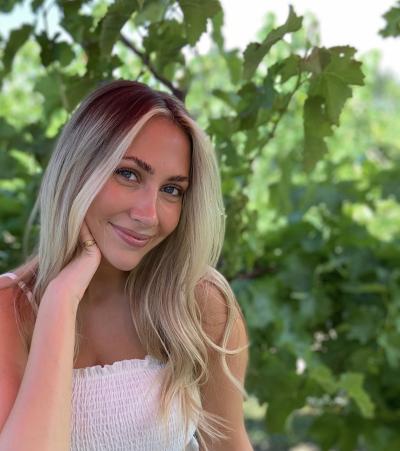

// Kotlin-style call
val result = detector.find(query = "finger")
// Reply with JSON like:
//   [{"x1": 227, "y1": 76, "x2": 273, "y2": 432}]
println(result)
[
  {"x1": 79, "y1": 220, "x2": 94, "y2": 243},
  {"x1": 79, "y1": 220, "x2": 98, "y2": 255}
]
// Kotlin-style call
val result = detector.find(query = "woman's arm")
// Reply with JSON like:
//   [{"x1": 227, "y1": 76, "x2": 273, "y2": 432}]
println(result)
[
  {"x1": 0, "y1": 286, "x2": 78, "y2": 451},
  {"x1": 197, "y1": 282, "x2": 253, "y2": 451}
]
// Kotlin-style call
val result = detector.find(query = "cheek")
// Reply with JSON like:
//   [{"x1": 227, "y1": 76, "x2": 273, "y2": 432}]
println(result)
[
  {"x1": 88, "y1": 182, "x2": 121, "y2": 217},
  {"x1": 162, "y1": 204, "x2": 183, "y2": 234}
]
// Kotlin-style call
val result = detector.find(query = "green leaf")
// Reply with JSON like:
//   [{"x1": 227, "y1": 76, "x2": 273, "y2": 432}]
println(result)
[
  {"x1": 326, "y1": 47, "x2": 365, "y2": 85},
  {"x1": 31, "y1": 0, "x2": 45, "y2": 12},
  {"x1": 309, "y1": 73, "x2": 351, "y2": 125},
  {"x1": 0, "y1": 190, "x2": 23, "y2": 214},
  {"x1": 378, "y1": 330, "x2": 400, "y2": 368},
  {"x1": 380, "y1": 5, "x2": 400, "y2": 37},
  {"x1": 2, "y1": 24, "x2": 34, "y2": 75},
  {"x1": 303, "y1": 46, "x2": 364, "y2": 170},
  {"x1": 36, "y1": 33, "x2": 55, "y2": 67},
  {"x1": 133, "y1": 0, "x2": 165, "y2": 26},
  {"x1": 143, "y1": 20, "x2": 186, "y2": 70},
  {"x1": 269, "y1": 54, "x2": 301, "y2": 82},
  {"x1": 303, "y1": 96, "x2": 332, "y2": 171},
  {"x1": 0, "y1": 158, "x2": 19, "y2": 181},
  {"x1": 224, "y1": 49, "x2": 242, "y2": 85},
  {"x1": 302, "y1": 46, "x2": 330, "y2": 74},
  {"x1": 56, "y1": 42, "x2": 75, "y2": 66},
  {"x1": 308, "y1": 364, "x2": 337, "y2": 394},
  {"x1": 266, "y1": 397, "x2": 299, "y2": 433},
  {"x1": 339, "y1": 372, "x2": 375, "y2": 418},
  {"x1": 99, "y1": 0, "x2": 139, "y2": 58},
  {"x1": 344, "y1": 306, "x2": 383, "y2": 344},
  {"x1": 237, "y1": 78, "x2": 276, "y2": 129},
  {"x1": 0, "y1": 118, "x2": 18, "y2": 144},
  {"x1": 57, "y1": 0, "x2": 85, "y2": 15},
  {"x1": 243, "y1": 5, "x2": 302, "y2": 79},
  {"x1": 337, "y1": 415, "x2": 362, "y2": 451},
  {"x1": 35, "y1": 73, "x2": 64, "y2": 116},
  {"x1": 212, "y1": 89, "x2": 240, "y2": 109},
  {"x1": 62, "y1": 76, "x2": 99, "y2": 112},
  {"x1": 233, "y1": 277, "x2": 278, "y2": 329},
  {"x1": 366, "y1": 427, "x2": 400, "y2": 451},
  {"x1": 308, "y1": 48, "x2": 364, "y2": 125},
  {"x1": 178, "y1": 0, "x2": 222, "y2": 46},
  {"x1": 60, "y1": 12, "x2": 93, "y2": 44},
  {"x1": 207, "y1": 117, "x2": 238, "y2": 137},
  {"x1": 309, "y1": 413, "x2": 344, "y2": 450},
  {"x1": 211, "y1": 9, "x2": 224, "y2": 50},
  {"x1": 0, "y1": 0, "x2": 24, "y2": 13},
  {"x1": 36, "y1": 33, "x2": 75, "y2": 67}
]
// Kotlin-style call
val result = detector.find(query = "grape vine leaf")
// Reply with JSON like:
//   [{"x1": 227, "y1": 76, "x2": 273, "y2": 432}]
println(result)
[
  {"x1": 379, "y1": 3, "x2": 400, "y2": 37},
  {"x1": 178, "y1": 0, "x2": 222, "y2": 45},
  {"x1": 2, "y1": 24, "x2": 33, "y2": 75},
  {"x1": 243, "y1": 5, "x2": 302, "y2": 80},
  {"x1": 99, "y1": 0, "x2": 139, "y2": 57}
]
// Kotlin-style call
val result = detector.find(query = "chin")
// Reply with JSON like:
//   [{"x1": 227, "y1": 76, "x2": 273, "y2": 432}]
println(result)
[{"x1": 100, "y1": 252, "x2": 142, "y2": 272}]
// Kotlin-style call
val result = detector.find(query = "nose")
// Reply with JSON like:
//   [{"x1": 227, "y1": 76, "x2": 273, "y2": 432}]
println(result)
[{"x1": 129, "y1": 186, "x2": 158, "y2": 228}]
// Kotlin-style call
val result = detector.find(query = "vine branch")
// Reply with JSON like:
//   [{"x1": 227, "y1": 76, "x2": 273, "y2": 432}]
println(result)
[{"x1": 119, "y1": 33, "x2": 187, "y2": 102}]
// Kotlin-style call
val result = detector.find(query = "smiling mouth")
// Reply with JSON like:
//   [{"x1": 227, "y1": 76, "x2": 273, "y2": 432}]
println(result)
[
  {"x1": 110, "y1": 223, "x2": 154, "y2": 240},
  {"x1": 110, "y1": 223, "x2": 152, "y2": 248}
]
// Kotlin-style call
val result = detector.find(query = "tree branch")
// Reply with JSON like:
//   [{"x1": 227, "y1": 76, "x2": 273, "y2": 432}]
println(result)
[{"x1": 119, "y1": 33, "x2": 187, "y2": 102}]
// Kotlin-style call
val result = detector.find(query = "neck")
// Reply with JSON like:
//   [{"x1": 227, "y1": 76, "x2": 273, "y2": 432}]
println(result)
[{"x1": 79, "y1": 256, "x2": 130, "y2": 309}]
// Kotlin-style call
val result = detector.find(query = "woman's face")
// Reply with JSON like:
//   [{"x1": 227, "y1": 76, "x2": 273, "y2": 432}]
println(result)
[{"x1": 85, "y1": 115, "x2": 191, "y2": 271}]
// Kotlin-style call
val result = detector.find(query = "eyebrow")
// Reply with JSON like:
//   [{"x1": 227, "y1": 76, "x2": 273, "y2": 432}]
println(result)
[{"x1": 122, "y1": 156, "x2": 190, "y2": 183}]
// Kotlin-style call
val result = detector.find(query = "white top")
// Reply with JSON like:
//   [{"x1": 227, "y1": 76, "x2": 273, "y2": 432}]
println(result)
[{"x1": 0, "y1": 272, "x2": 199, "y2": 450}]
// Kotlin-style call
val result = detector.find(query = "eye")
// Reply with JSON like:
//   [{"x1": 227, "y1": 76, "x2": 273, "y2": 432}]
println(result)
[
  {"x1": 115, "y1": 168, "x2": 139, "y2": 182},
  {"x1": 115, "y1": 168, "x2": 184, "y2": 198},
  {"x1": 162, "y1": 185, "x2": 183, "y2": 197}
]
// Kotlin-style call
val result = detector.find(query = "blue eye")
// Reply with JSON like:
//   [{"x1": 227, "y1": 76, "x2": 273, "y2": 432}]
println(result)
[
  {"x1": 163, "y1": 186, "x2": 183, "y2": 197},
  {"x1": 115, "y1": 168, "x2": 138, "y2": 182}
]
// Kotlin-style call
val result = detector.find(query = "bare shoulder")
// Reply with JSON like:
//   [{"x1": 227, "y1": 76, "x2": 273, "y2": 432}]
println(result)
[
  {"x1": 0, "y1": 264, "x2": 36, "y2": 357},
  {"x1": 0, "y1": 274, "x2": 16, "y2": 290},
  {"x1": 0, "y1": 257, "x2": 38, "y2": 290},
  {"x1": 0, "y1": 269, "x2": 33, "y2": 312},
  {"x1": 0, "y1": 272, "x2": 23, "y2": 303},
  {"x1": 0, "y1": 282, "x2": 29, "y2": 369},
  {"x1": 0, "y1": 280, "x2": 31, "y2": 431},
  {"x1": 195, "y1": 268, "x2": 248, "y2": 348}
]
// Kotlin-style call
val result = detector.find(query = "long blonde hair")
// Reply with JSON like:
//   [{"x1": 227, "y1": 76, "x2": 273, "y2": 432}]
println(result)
[{"x1": 5, "y1": 80, "x2": 249, "y2": 449}]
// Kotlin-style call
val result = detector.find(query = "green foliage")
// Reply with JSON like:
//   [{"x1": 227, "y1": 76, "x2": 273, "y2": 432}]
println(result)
[
  {"x1": 0, "y1": 0, "x2": 24, "y2": 13},
  {"x1": 2, "y1": 24, "x2": 33, "y2": 75},
  {"x1": 177, "y1": 0, "x2": 222, "y2": 45},
  {"x1": 243, "y1": 6, "x2": 302, "y2": 80},
  {"x1": 380, "y1": 1, "x2": 400, "y2": 37},
  {"x1": 303, "y1": 46, "x2": 365, "y2": 170},
  {"x1": 99, "y1": 0, "x2": 140, "y2": 57},
  {"x1": 1, "y1": 1, "x2": 400, "y2": 449}
]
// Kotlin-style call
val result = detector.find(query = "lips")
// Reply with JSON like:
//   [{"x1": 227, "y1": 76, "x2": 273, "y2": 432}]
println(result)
[
  {"x1": 110, "y1": 223, "x2": 153, "y2": 249},
  {"x1": 110, "y1": 223, "x2": 153, "y2": 240}
]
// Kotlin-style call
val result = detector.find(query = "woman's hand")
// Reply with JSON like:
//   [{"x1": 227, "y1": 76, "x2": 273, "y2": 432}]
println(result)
[{"x1": 48, "y1": 219, "x2": 102, "y2": 309}]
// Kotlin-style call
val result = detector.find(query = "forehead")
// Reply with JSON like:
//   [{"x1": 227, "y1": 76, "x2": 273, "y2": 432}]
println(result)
[{"x1": 123, "y1": 116, "x2": 191, "y2": 175}]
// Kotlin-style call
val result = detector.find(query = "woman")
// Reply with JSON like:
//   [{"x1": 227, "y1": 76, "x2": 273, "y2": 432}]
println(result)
[{"x1": 0, "y1": 80, "x2": 252, "y2": 450}]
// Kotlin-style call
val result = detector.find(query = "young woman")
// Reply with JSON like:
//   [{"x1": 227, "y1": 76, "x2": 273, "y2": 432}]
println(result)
[{"x1": 0, "y1": 80, "x2": 252, "y2": 450}]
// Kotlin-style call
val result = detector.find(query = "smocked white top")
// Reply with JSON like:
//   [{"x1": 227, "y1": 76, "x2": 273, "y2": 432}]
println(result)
[{"x1": 0, "y1": 272, "x2": 199, "y2": 450}]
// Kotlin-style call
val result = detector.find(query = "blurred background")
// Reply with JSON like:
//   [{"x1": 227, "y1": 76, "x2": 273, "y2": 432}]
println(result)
[{"x1": 1, "y1": 1, "x2": 400, "y2": 449}]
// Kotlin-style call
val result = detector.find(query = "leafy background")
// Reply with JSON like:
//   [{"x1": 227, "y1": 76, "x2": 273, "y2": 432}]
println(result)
[{"x1": 1, "y1": 1, "x2": 400, "y2": 449}]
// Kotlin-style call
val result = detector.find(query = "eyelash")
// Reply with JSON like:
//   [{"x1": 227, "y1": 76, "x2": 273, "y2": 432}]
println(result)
[{"x1": 114, "y1": 168, "x2": 184, "y2": 198}]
